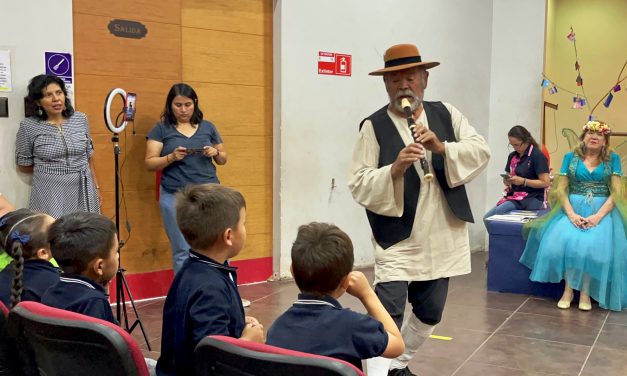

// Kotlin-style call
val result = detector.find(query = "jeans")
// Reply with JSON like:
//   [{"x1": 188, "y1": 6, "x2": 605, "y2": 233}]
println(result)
[{"x1": 159, "y1": 187, "x2": 190, "y2": 274}]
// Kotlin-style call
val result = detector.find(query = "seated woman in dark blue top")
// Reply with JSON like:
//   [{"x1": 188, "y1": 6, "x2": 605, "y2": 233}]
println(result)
[
  {"x1": 145, "y1": 83, "x2": 227, "y2": 274},
  {"x1": 0, "y1": 209, "x2": 59, "y2": 308},
  {"x1": 484, "y1": 126, "x2": 550, "y2": 226}
]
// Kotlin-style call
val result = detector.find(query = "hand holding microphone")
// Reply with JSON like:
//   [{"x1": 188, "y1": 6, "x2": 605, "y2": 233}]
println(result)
[{"x1": 401, "y1": 98, "x2": 434, "y2": 182}]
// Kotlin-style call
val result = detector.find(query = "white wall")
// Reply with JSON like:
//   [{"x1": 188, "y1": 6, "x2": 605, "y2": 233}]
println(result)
[
  {"x1": 485, "y1": 0, "x2": 547, "y2": 244},
  {"x1": 0, "y1": 0, "x2": 74, "y2": 208},
  {"x1": 273, "y1": 0, "x2": 546, "y2": 279}
]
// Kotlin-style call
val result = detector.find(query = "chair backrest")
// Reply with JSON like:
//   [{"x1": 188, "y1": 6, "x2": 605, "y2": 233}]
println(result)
[
  {"x1": 562, "y1": 128, "x2": 580, "y2": 150},
  {"x1": 7, "y1": 301, "x2": 149, "y2": 376},
  {"x1": 0, "y1": 301, "x2": 7, "y2": 318},
  {"x1": 195, "y1": 335, "x2": 365, "y2": 376},
  {"x1": 0, "y1": 300, "x2": 21, "y2": 376}
]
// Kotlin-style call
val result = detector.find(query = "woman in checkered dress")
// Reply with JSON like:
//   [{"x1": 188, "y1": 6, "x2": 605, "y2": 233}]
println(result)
[{"x1": 14, "y1": 75, "x2": 101, "y2": 218}]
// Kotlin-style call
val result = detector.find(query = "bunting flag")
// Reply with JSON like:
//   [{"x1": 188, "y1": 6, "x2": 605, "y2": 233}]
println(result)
[
  {"x1": 549, "y1": 86, "x2": 558, "y2": 95},
  {"x1": 603, "y1": 93, "x2": 614, "y2": 108},
  {"x1": 567, "y1": 29, "x2": 576, "y2": 42},
  {"x1": 614, "y1": 84, "x2": 621, "y2": 92},
  {"x1": 541, "y1": 79, "x2": 550, "y2": 87},
  {"x1": 575, "y1": 61, "x2": 580, "y2": 70},
  {"x1": 573, "y1": 96, "x2": 586, "y2": 109},
  {"x1": 588, "y1": 114, "x2": 597, "y2": 121},
  {"x1": 576, "y1": 74, "x2": 583, "y2": 86}
]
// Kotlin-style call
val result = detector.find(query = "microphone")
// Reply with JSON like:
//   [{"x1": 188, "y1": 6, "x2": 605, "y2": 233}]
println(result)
[{"x1": 401, "y1": 98, "x2": 433, "y2": 182}]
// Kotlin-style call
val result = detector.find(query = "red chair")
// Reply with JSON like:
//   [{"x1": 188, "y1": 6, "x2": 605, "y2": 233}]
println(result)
[
  {"x1": 0, "y1": 300, "x2": 21, "y2": 376},
  {"x1": 7, "y1": 301, "x2": 149, "y2": 376},
  {"x1": 194, "y1": 335, "x2": 365, "y2": 376}
]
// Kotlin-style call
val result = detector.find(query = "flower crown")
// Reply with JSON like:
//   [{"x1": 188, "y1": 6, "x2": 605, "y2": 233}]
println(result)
[{"x1": 583, "y1": 121, "x2": 611, "y2": 135}]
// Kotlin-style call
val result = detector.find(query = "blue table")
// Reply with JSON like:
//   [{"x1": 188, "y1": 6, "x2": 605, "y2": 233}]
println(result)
[{"x1": 486, "y1": 217, "x2": 563, "y2": 298}]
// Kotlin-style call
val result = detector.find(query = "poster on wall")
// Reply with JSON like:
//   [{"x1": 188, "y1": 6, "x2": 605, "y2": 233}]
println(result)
[
  {"x1": 45, "y1": 52, "x2": 73, "y2": 98},
  {"x1": 0, "y1": 50, "x2": 12, "y2": 92},
  {"x1": 318, "y1": 51, "x2": 352, "y2": 77},
  {"x1": 45, "y1": 52, "x2": 73, "y2": 83}
]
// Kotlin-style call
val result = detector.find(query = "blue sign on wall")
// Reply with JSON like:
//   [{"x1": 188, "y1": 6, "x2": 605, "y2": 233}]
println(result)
[{"x1": 45, "y1": 52, "x2": 73, "y2": 84}]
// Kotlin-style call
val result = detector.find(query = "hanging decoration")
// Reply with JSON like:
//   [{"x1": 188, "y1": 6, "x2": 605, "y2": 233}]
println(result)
[{"x1": 540, "y1": 26, "x2": 626, "y2": 116}]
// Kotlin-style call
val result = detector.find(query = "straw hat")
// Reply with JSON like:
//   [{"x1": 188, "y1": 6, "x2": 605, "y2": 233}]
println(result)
[{"x1": 369, "y1": 44, "x2": 440, "y2": 76}]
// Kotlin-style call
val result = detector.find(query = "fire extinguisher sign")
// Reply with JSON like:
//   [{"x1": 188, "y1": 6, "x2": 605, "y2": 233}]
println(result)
[{"x1": 318, "y1": 51, "x2": 351, "y2": 77}]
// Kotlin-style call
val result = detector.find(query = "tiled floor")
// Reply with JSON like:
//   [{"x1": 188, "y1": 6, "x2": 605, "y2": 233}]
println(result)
[{"x1": 125, "y1": 252, "x2": 627, "y2": 375}]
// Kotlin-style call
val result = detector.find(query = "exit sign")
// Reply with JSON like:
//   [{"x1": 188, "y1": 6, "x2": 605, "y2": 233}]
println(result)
[{"x1": 318, "y1": 51, "x2": 351, "y2": 77}]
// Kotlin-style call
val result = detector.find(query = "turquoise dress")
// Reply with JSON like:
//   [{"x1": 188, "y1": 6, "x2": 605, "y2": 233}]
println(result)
[{"x1": 520, "y1": 152, "x2": 626, "y2": 311}]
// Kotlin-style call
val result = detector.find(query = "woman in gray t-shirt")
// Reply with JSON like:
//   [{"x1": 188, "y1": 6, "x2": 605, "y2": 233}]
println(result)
[{"x1": 145, "y1": 83, "x2": 227, "y2": 273}]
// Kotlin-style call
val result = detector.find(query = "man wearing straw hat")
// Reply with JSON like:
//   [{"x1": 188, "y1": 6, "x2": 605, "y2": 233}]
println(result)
[{"x1": 348, "y1": 44, "x2": 490, "y2": 376}]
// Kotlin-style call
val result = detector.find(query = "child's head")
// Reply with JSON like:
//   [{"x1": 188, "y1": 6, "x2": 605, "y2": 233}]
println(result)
[
  {"x1": 48, "y1": 212, "x2": 118, "y2": 283},
  {"x1": 175, "y1": 184, "x2": 247, "y2": 257},
  {"x1": 0, "y1": 209, "x2": 54, "y2": 307},
  {"x1": 291, "y1": 222, "x2": 354, "y2": 296}
]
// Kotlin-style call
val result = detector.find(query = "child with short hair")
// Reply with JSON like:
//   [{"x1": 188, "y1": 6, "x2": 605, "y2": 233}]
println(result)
[
  {"x1": 0, "y1": 209, "x2": 59, "y2": 308},
  {"x1": 156, "y1": 184, "x2": 264, "y2": 376},
  {"x1": 41, "y1": 212, "x2": 119, "y2": 324},
  {"x1": 266, "y1": 222, "x2": 404, "y2": 370}
]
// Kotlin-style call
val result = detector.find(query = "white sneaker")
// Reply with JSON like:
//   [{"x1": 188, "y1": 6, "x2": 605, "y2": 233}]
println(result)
[{"x1": 242, "y1": 298, "x2": 251, "y2": 307}]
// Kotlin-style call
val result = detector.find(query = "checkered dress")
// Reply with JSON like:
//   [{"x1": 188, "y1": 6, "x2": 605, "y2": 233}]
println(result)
[{"x1": 15, "y1": 112, "x2": 100, "y2": 218}]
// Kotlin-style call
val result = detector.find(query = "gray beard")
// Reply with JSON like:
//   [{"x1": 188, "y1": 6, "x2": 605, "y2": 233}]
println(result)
[{"x1": 389, "y1": 91, "x2": 422, "y2": 114}]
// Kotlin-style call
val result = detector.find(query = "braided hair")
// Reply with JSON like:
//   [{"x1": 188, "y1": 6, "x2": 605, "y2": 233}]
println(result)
[{"x1": 0, "y1": 209, "x2": 50, "y2": 308}]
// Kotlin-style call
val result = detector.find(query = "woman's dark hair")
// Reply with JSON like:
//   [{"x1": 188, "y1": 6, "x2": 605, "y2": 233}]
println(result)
[
  {"x1": 160, "y1": 83, "x2": 204, "y2": 126},
  {"x1": 0, "y1": 209, "x2": 50, "y2": 308},
  {"x1": 25, "y1": 74, "x2": 75, "y2": 120},
  {"x1": 508, "y1": 125, "x2": 539, "y2": 149}
]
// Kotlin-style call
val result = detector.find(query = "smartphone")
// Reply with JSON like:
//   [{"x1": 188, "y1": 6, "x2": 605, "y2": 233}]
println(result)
[
  {"x1": 185, "y1": 148, "x2": 204, "y2": 155},
  {"x1": 125, "y1": 92, "x2": 137, "y2": 121},
  {"x1": 500, "y1": 173, "x2": 511, "y2": 179}
]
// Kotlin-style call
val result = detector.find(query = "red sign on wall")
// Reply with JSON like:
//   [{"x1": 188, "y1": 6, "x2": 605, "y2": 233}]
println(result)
[{"x1": 318, "y1": 51, "x2": 351, "y2": 76}]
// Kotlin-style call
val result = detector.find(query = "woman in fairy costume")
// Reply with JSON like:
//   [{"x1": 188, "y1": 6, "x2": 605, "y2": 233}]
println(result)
[{"x1": 520, "y1": 120, "x2": 626, "y2": 311}]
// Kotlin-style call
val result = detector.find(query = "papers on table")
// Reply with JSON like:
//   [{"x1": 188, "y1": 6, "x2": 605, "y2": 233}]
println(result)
[{"x1": 486, "y1": 210, "x2": 540, "y2": 223}]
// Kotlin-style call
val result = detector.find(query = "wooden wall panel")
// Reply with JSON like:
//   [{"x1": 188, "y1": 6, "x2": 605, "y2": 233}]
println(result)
[
  {"x1": 73, "y1": 14, "x2": 180, "y2": 79},
  {"x1": 219, "y1": 135, "x2": 272, "y2": 187},
  {"x1": 182, "y1": 0, "x2": 273, "y2": 261},
  {"x1": 74, "y1": 0, "x2": 182, "y2": 273},
  {"x1": 234, "y1": 233, "x2": 272, "y2": 261},
  {"x1": 182, "y1": 0, "x2": 272, "y2": 35},
  {"x1": 182, "y1": 29, "x2": 271, "y2": 86},
  {"x1": 235, "y1": 185, "x2": 272, "y2": 235},
  {"x1": 190, "y1": 83, "x2": 272, "y2": 137},
  {"x1": 73, "y1": 0, "x2": 180, "y2": 24}
]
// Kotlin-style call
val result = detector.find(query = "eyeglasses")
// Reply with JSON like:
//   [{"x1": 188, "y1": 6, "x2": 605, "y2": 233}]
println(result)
[{"x1": 507, "y1": 142, "x2": 523, "y2": 151}]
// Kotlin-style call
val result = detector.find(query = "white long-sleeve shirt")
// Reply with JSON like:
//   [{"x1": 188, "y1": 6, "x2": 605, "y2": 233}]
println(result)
[{"x1": 348, "y1": 103, "x2": 490, "y2": 284}]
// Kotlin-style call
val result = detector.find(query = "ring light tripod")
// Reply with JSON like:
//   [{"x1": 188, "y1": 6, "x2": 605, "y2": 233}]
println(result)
[{"x1": 104, "y1": 88, "x2": 151, "y2": 350}]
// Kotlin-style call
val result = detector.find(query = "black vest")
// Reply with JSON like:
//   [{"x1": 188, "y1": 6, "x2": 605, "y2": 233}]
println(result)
[{"x1": 359, "y1": 101, "x2": 474, "y2": 249}]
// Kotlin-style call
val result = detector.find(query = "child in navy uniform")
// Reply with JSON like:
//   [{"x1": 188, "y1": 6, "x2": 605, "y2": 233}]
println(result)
[
  {"x1": 156, "y1": 184, "x2": 264, "y2": 376},
  {"x1": 266, "y1": 222, "x2": 404, "y2": 370},
  {"x1": 0, "y1": 209, "x2": 59, "y2": 307},
  {"x1": 41, "y1": 212, "x2": 119, "y2": 324}
]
